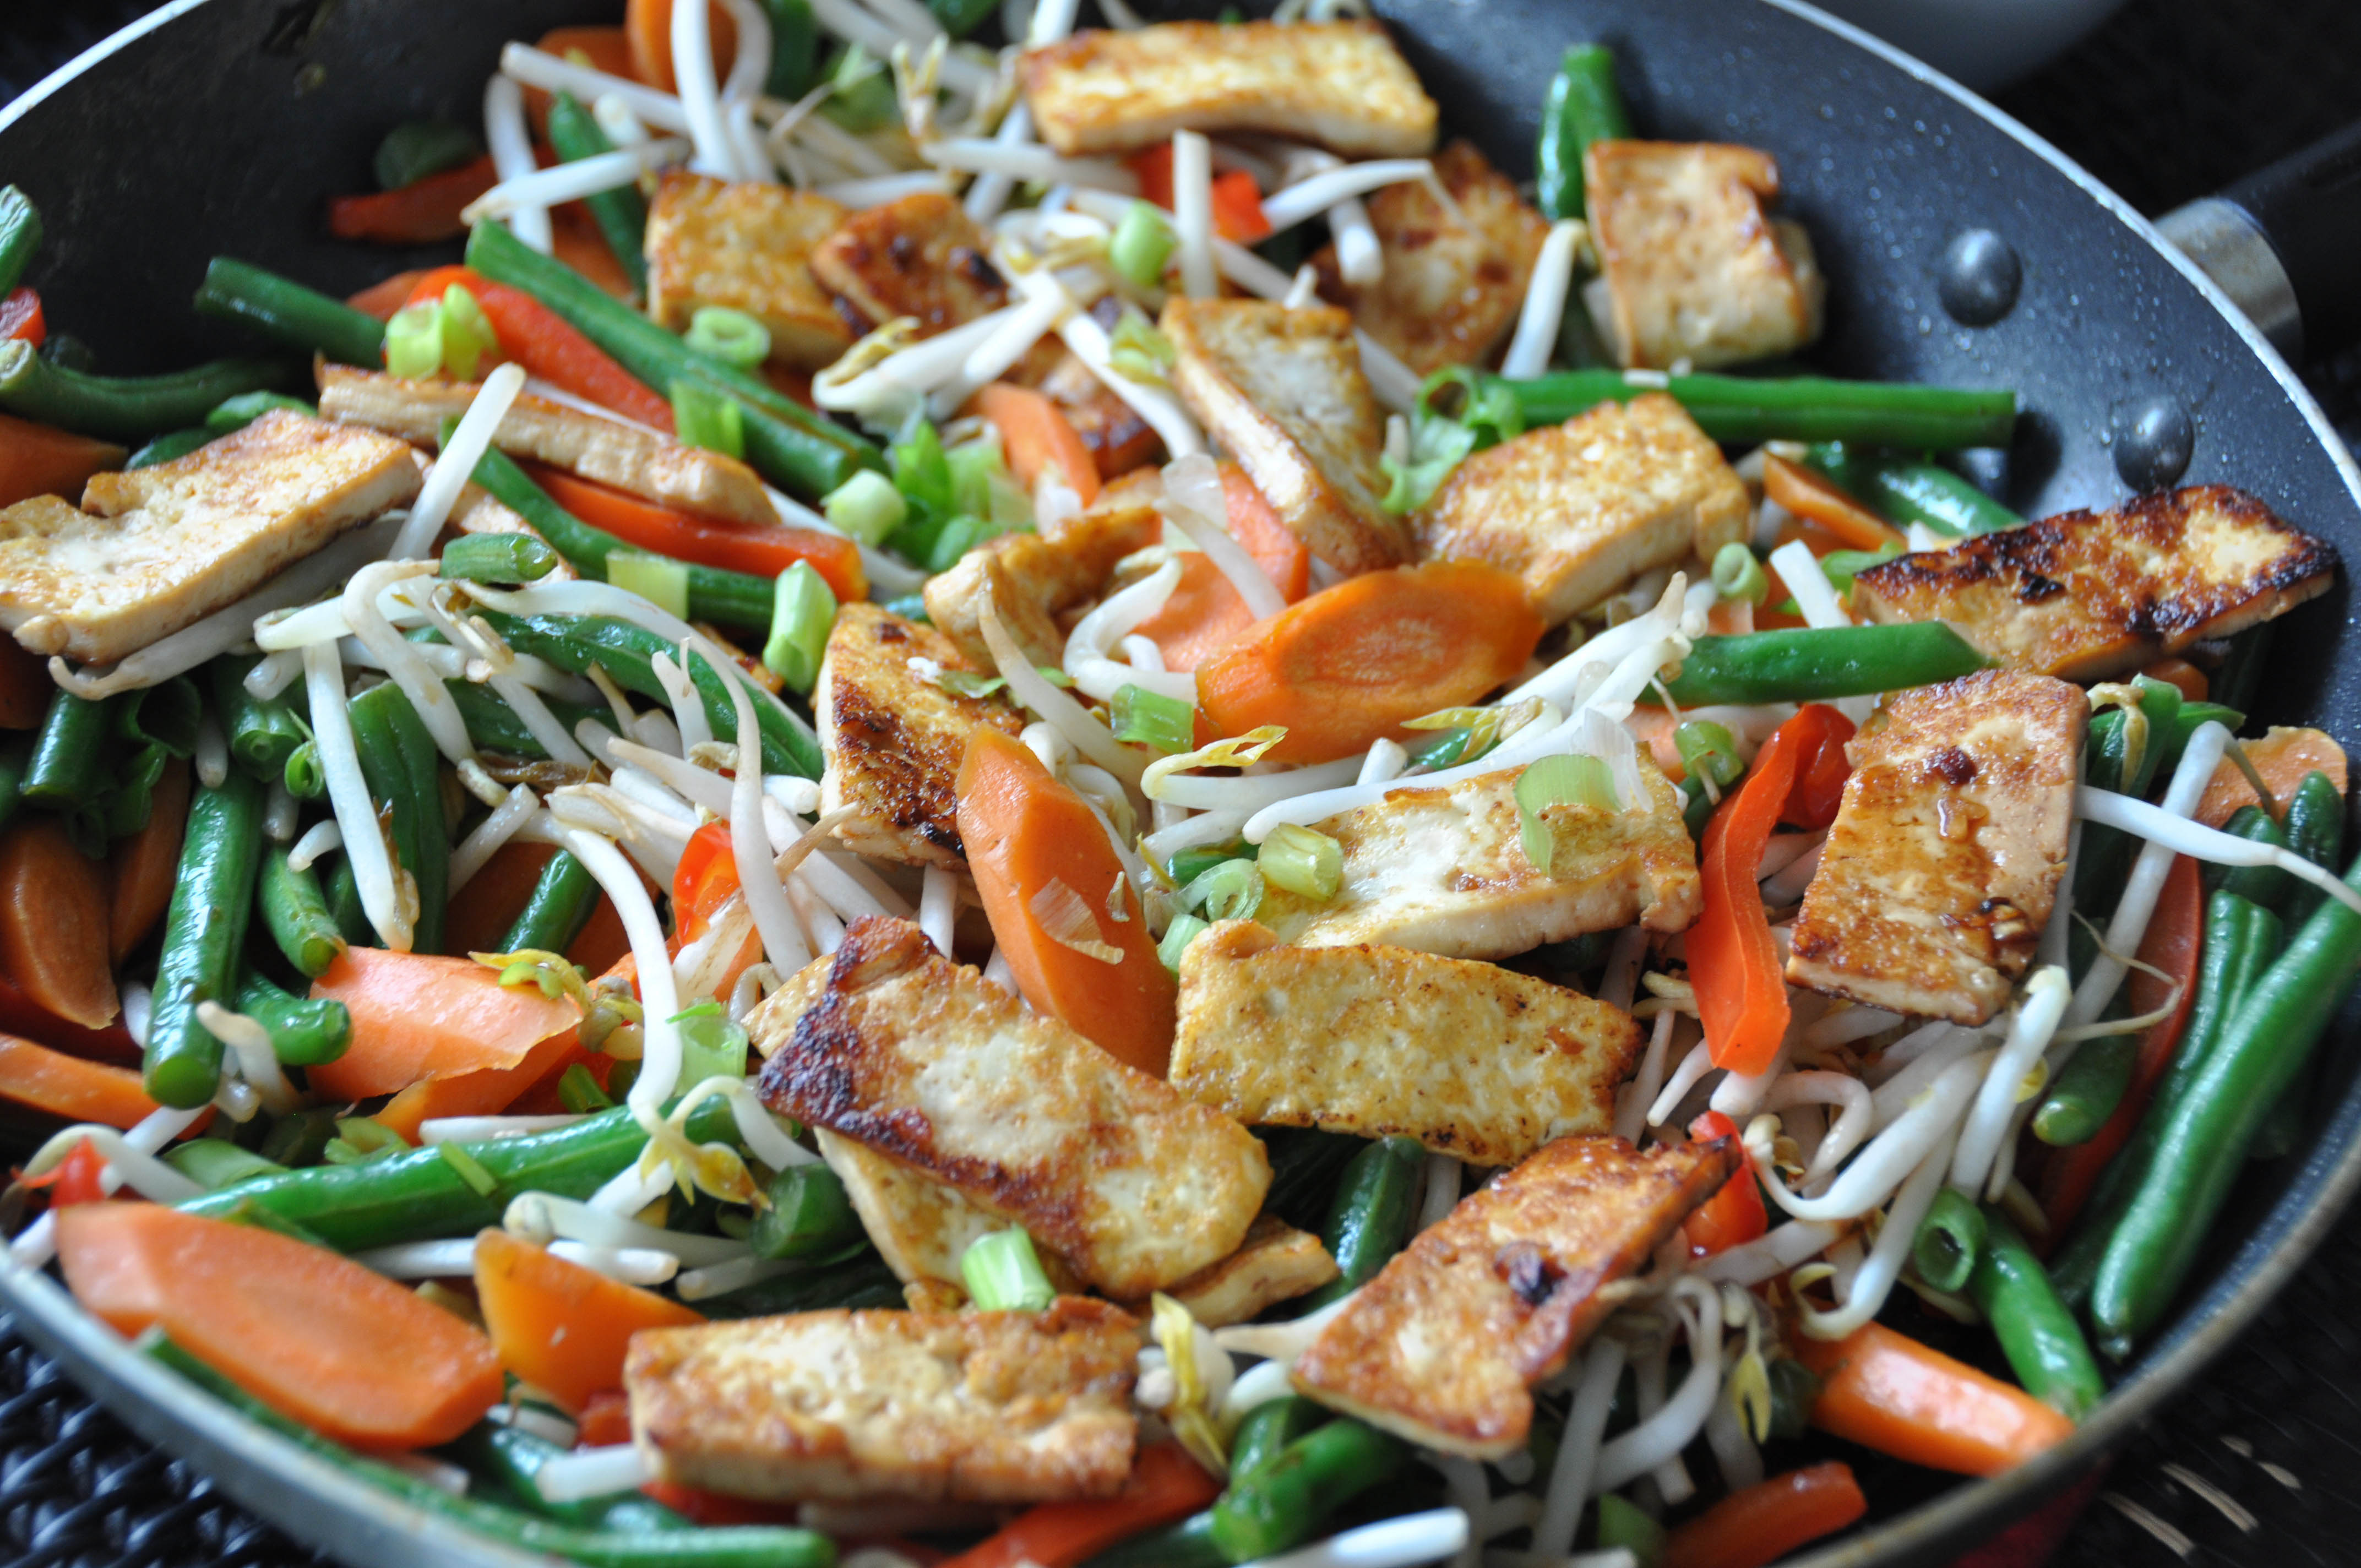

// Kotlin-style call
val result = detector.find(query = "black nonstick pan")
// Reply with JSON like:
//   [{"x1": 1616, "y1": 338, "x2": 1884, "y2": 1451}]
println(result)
[{"x1": 2, "y1": 1, "x2": 2359, "y2": 1564}]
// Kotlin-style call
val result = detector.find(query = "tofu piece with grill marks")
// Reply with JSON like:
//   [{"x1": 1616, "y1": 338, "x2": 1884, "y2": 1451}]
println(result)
[
  {"x1": 815, "y1": 603, "x2": 1024, "y2": 868},
  {"x1": 1163, "y1": 299, "x2": 1403, "y2": 575},
  {"x1": 1254, "y1": 758, "x2": 1701, "y2": 961},
  {"x1": 1849, "y1": 485, "x2": 2337, "y2": 682},
  {"x1": 1019, "y1": 20, "x2": 1438, "y2": 159},
  {"x1": 1171, "y1": 921, "x2": 1639, "y2": 1164},
  {"x1": 0, "y1": 411, "x2": 418, "y2": 665},
  {"x1": 1415, "y1": 393, "x2": 1751, "y2": 626},
  {"x1": 1146, "y1": 1215, "x2": 1337, "y2": 1327},
  {"x1": 754, "y1": 916, "x2": 1271, "y2": 1300},
  {"x1": 1312, "y1": 140, "x2": 1549, "y2": 377},
  {"x1": 922, "y1": 471, "x2": 1166, "y2": 668},
  {"x1": 646, "y1": 173, "x2": 853, "y2": 370},
  {"x1": 625, "y1": 1299, "x2": 1139, "y2": 1502},
  {"x1": 1787, "y1": 669, "x2": 2089, "y2": 1025},
  {"x1": 810, "y1": 192, "x2": 1009, "y2": 338},
  {"x1": 1583, "y1": 140, "x2": 1825, "y2": 371},
  {"x1": 1291, "y1": 1135, "x2": 1739, "y2": 1457}
]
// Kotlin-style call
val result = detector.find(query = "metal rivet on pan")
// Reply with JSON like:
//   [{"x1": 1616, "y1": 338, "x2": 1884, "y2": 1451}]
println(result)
[
  {"x1": 1936, "y1": 229, "x2": 2021, "y2": 326},
  {"x1": 2114, "y1": 397, "x2": 2195, "y2": 491}
]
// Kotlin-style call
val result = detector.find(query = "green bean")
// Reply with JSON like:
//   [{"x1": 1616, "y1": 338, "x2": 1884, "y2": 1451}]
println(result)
[
  {"x1": 450, "y1": 1422, "x2": 691, "y2": 1532},
  {"x1": 283, "y1": 738, "x2": 327, "y2": 800},
  {"x1": 695, "y1": 1251, "x2": 905, "y2": 1319},
  {"x1": 0, "y1": 339, "x2": 289, "y2": 443},
  {"x1": 258, "y1": 843, "x2": 347, "y2": 978},
  {"x1": 143, "y1": 767, "x2": 265, "y2": 1108},
  {"x1": 117, "y1": 676, "x2": 200, "y2": 757},
  {"x1": 1299, "y1": 1136, "x2": 1423, "y2": 1312},
  {"x1": 258, "y1": 1104, "x2": 341, "y2": 1167},
  {"x1": 2207, "y1": 806, "x2": 2293, "y2": 910},
  {"x1": 204, "y1": 389, "x2": 314, "y2": 434},
  {"x1": 750, "y1": 1164, "x2": 863, "y2": 1260},
  {"x1": 758, "y1": 0, "x2": 821, "y2": 92},
  {"x1": 495, "y1": 850, "x2": 599, "y2": 957},
  {"x1": 1228, "y1": 1397, "x2": 1325, "y2": 1484},
  {"x1": 442, "y1": 678, "x2": 599, "y2": 761},
  {"x1": 1260, "y1": 1127, "x2": 1364, "y2": 1235},
  {"x1": 2031, "y1": 1028, "x2": 2136, "y2": 1147},
  {"x1": 1593, "y1": 1495, "x2": 1666, "y2": 1568},
  {"x1": 209, "y1": 656, "x2": 306, "y2": 781},
  {"x1": 146, "y1": 1337, "x2": 833, "y2": 1568},
  {"x1": 213, "y1": 1193, "x2": 334, "y2": 1248},
  {"x1": 1804, "y1": 444, "x2": 2022, "y2": 535},
  {"x1": 1909, "y1": 1186, "x2": 1985, "y2": 1293},
  {"x1": 161, "y1": 1137, "x2": 287, "y2": 1191},
  {"x1": 322, "y1": 848, "x2": 372, "y2": 946},
  {"x1": 192, "y1": 257, "x2": 387, "y2": 368},
  {"x1": 2280, "y1": 769, "x2": 2344, "y2": 924},
  {"x1": 24, "y1": 688, "x2": 113, "y2": 809},
  {"x1": 545, "y1": 94, "x2": 650, "y2": 298},
  {"x1": 924, "y1": 0, "x2": 994, "y2": 37},
  {"x1": 1084, "y1": 1513, "x2": 1226, "y2": 1568},
  {"x1": 2071, "y1": 685, "x2": 2186, "y2": 931},
  {"x1": 126, "y1": 428, "x2": 213, "y2": 469},
  {"x1": 1651, "y1": 624, "x2": 1990, "y2": 707},
  {"x1": 0, "y1": 186, "x2": 40, "y2": 298},
  {"x1": 100, "y1": 742, "x2": 168, "y2": 842},
  {"x1": 0, "y1": 735, "x2": 30, "y2": 838},
  {"x1": 235, "y1": 969, "x2": 352, "y2": 1066},
  {"x1": 374, "y1": 121, "x2": 482, "y2": 191},
  {"x1": 1486, "y1": 369, "x2": 2017, "y2": 450},
  {"x1": 441, "y1": 531, "x2": 562, "y2": 585},
  {"x1": 1534, "y1": 43, "x2": 1630, "y2": 221},
  {"x1": 347, "y1": 680, "x2": 449, "y2": 956},
  {"x1": 1967, "y1": 1207, "x2": 2103, "y2": 1417},
  {"x1": 1209, "y1": 1419, "x2": 1404, "y2": 1563},
  {"x1": 2208, "y1": 623, "x2": 2275, "y2": 717},
  {"x1": 466, "y1": 221, "x2": 879, "y2": 498}
]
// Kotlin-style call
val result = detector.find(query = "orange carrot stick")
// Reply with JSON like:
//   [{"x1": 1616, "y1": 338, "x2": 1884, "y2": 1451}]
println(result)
[
  {"x1": 0, "y1": 816, "x2": 118, "y2": 1030},
  {"x1": 1663, "y1": 1462, "x2": 1868, "y2": 1568},
  {"x1": 1762, "y1": 455, "x2": 1904, "y2": 553},
  {"x1": 936, "y1": 1443, "x2": 1221, "y2": 1568},
  {"x1": 624, "y1": 0, "x2": 737, "y2": 94},
  {"x1": 59, "y1": 1203, "x2": 502, "y2": 1449},
  {"x1": 530, "y1": 465, "x2": 867, "y2": 601},
  {"x1": 958, "y1": 729, "x2": 1177, "y2": 1077},
  {"x1": 978, "y1": 382, "x2": 1103, "y2": 508},
  {"x1": 1220, "y1": 462, "x2": 1309, "y2": 602},
  {"x1": 108, "y1": 756, "x2": 189, "y2": 965},
  {"x1": 306, "y1": 948, "x2": 579, "y2": 1101},
  {"x1": 401, "y1": 265, "x2": 676, "y2": 432},
  {"x1": 376, "y1": 1028, "x2": 584, "y2": 1144},
  {"x1": 0, "y1": 411, "x2": 124, "y2": 510},
  {"x1": 328, "y1": 156, "x2": 500, "y2": 246},
  {"x1": 0, "y1": 1033, "x2": 159, "y2": 1129},
  {"x1": 523, "y1": 26, "x2": 640, "y2": 138},
  {"x1": 346, "y1": 270, "x2": 433, "y2": 323},
  {"x1": 1793, "y1": 1321, "x2": 2075, "y2": 1477},
  {"x1": 472, "y1": 1227, "x2": 702, "y2": 1412},
  {"x1": 1130, "y1": 554, "x2": 1258, "y2": 674}
]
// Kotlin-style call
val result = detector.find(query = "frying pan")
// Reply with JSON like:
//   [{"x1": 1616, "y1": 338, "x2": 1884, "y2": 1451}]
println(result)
[{"x1": 2, "y1": 1, "x2": 2358, "y2": 1563}]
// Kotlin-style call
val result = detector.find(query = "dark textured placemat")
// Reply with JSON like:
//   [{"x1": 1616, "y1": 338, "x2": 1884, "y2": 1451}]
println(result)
[{"x1": 3, "y1": 2, "x2": 2361, "y2": 1566}]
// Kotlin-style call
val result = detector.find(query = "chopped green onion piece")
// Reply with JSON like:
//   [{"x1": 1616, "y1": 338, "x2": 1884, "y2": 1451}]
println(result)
[
  {"x1": 752, "y1": 1164, "x2": 861, "y2": 1260},
  {"x1": 1515, "y1": 754, "x2": 1619, "y2": 869},
  {"x1": 1108, "y1": 311, "x2": 1178, "y2": 385},
  {"x1": 1036, "y1": 665, "x2": 1075, "y2": 688},
  {"x1": 440, "y1": 284, "x2": 501, "y2": 380},
  {"x1": 1816, "y1": 544, "x2": 1905, "y2": 596},
  {"x1": 1258, "y1": 823, "x2": 1342, "y2": 901},
  {"x1": 684, "y1": 305, "x2": 773, "y2": 369},
  {"x1": 556, "y1": 1061, "x2": 613, "y2": 1113},
  {"x1": 1674, "y1": 721, "x2": 1745, "y2": 790},
  {"x1": 765, "y1": 560, "x2": 837, "y2": 694},
  {"x1": 438, "y1": 1140, "x2": 500, "y2": 1197},
  {"x1": 822, "y1": 469, "x2": 909, "y2": 547},
  {"x1": 605, "y1": 551, "x2": 692, "y2": 618},
  {"x1": 678, "y1": 1012, "x2": 752, "y2": 1086},
  {"x1": 1711, "y1": 540, "x2": 1767, "y2": 605},
  {"x1": 1111, "y1": 683, "x2": 1195, "y2": 755},
  {"x1": 934, "y1": 669, "x2": 1005, "y2": 698},
  {"x1": 1167, "y1": 843, "x2": 1249, "y2": 888},
  {"x1": 1180, "y1": 857, "x2": 1263, "y2": 924},
  {"x1": 1406, "y1": 726, "x2": 1472, "y2": 769},
  {"x1": 204, "y1": 390, "x2": 313, "y2": 434},
  {"x1": 322, "y1": 1115, "x2": 408, "y2": 1166},
  {"x1": 1109, "y1": 200, "x2": 1176, "y2": 289},
  {"x1": 1157, "y1": 912, "x2": 1210, "y2": 973},
  {"x1": 947, "y1": 439, "x2": 1005, "y2": 519},
  {"x1": 927, "y1": 514, "x2": 989, "y2": 573},
  {"x1": 670, "y1": 379, "x2": 745, "y2": 459},
  {"x1": 961, "y1": 1227, "x2": 1056, "y2": 1311},
  {"x1": 384, "y1": 302, "x2": 443, "y2": 379},
  {"x1": 882, "y1": 593, "x2": 930, "y2": 622},
  {"x1": 818, "y1": 43, "x2": 897, "y2": 133}
]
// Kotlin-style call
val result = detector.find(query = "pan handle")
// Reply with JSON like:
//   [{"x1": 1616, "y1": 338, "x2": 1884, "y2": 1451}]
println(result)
[{"x1": 2158, "y1": 121, "x2": 2361, "y2": 364}]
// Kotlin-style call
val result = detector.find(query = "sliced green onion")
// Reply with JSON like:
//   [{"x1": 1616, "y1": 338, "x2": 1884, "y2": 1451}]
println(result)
[
  {"x1": 606, "y1": 551, "x2": 692, "y2": 618},
  {"x1": 204, "y1": 390, "x2": 313, "y2": 434},
  {"x1": 1109, "y1": 200, "x2": 1176, "y2": 289},
  {"x1": 1167, "y1": 842, "x2": 1248, "y2": 888},
  {"x1": 1816, "y1": 544, "x2": 1905, "y2": 596},
  {"x1": 1108, "y1": 311, "x2": 1177, "y2": 385},
  {"x1": 438, "y1": 1140, "x2": 501, "y2": 1198},
  {"x1": 1406, "y1": 727, "x2": 1472, "y2": 769},
  {"x1": 961, "y1": 1227, "x2": 1056, "y2": 1311},
  {"x1": 1158, "y1": 912, "x2": 1210, "y2": 973},
  {"x1": 555, "y1": 1061, "x2": 613, "y2": 1113},
  {"x1": 321, "y1": 1115, "x2": 407, "y2": 1166},
  {"x1": 765, "y1": 560, "x2": 837, "y2": 694},
  {"x1": 1711, "y1": 540, "x2": 1767, "y2": 605},
  {"x1": 752, "y1": 1164, "x2": 861, "y2": 1260},
  {"x1": 670, "y1": 379, "x2": 745, "y2": 459},
  {"x1": 1258, "y1": 823, "x2": 1342, "y2": 902},
  {"x1": 1181, "y1": 857, "x2": 1263, "y2": 924},
  {"x1": 822, "y1": 469, "x2": 908, "y2": 547},
  {"x1": 1674, "y1": 721, "x2": 1745, "y2": 791},
  {"x1": 678, "y1": 1012, "x2": 751, "y2": 1085},
  {"x1": 685, "y1": 306, "x2": 773, "y2": 369},
  {"x1": 927, "y1": 514, "x2": 989, "y2": 573},
  {"x1": 440, "y1": 285, "x2": 501, "y2": 380},
  {"x1": 1111, "y1": 683, "x2": 1195, "y2": 755},
  {"x1": 948, "y1": 440, "x2": 1006, "y2": 519},
  {"x1": 283, "y1": 739, "x2": 327, "y2": 800},
  {"x1": 1516, "y1": 754, "x2": 1619, "y2": 869},
  {"x1": 384, "y1": 301, "x2": 444, "y2": 379}
]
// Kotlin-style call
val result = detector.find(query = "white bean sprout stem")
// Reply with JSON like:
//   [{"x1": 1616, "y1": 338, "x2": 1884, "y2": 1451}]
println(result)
[{"x1": 482, "y1": 75, "x2": 551, "y2": 253}]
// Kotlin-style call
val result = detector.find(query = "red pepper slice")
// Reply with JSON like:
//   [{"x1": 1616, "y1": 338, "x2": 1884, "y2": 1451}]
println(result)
[
  {"x1": 0, "y1": 286, "x2": 45, "y2": 348},
  {"x1": 48, "y1": 1136, "x2": 108, "y2": 1207},
  {"x1": 1682, "y1": 1110, "x2": 1768, "y2": 1257},
  {"x1": 670, "y1": 821, "x2": 739, "y2": 942}
]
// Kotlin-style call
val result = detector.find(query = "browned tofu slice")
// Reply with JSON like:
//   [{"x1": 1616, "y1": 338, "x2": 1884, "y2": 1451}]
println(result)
[
  {"x1": 810, "y1": 192, "x2": 1009, "y2": 337},
  {"x1": 1787, "y1": 670, "x2": 2089, "y2": 1025},
  {"x1": 1148, "y1": 1215, "x2": 1337, "y2": 1328},
  {"x1": 316, "y1": 363, "x2": 777, "y2": 528},
  {"x1": 1020, "y1": 21, "x2": 1437, "y2": 159},
  {"x1": 646, "y1": 173, "x2": 853, "y2": 370},
  {"x1": 1172, "y1": 921, "x2": 1639, "y2": 1163},
  {"x1": 922, "y1": 471, "x2": 1166, "y2": 668},
  {"x1": 1163, "y1": 300, "x2": 1403, "y2": 574},
  {"x1": 626, "y1": 1299, "x2": 1139, "y2": 1502},
  {"x1": 818, "y1": 1129, "x2": 1089, "y2": 1293},
  {"x1": 816, "y1": 603, "x2": 1024, "y2": 868},
  {"x1": 1312, "y1": 140, "x2": 1549, "y2": 377},
  {"x1": 1256, "y1": 759, "x2": 1701, "y2": 960},
  {"x1": 756, "y1": 917, "x2": 1271, "y2": 1299},
  {"x1": 0, "y1": 411, "x2": 418, "y2": 665},
  {"x1": 1584, "y1": 141, "x2": 1825, "y2": 371},
  {"x1": 1292, "y1": 1135, "x2": 1739, "y2": 1457},
  {"x1": 1023, "y1": 349, "x2": 1165, "y2": 481},
  {"x1": 1415, "y1": 393, "x2": 1751, "y2": 625},
  {"x1": 1851, "y1": 486, "x2": 2337, "y2": 682}
]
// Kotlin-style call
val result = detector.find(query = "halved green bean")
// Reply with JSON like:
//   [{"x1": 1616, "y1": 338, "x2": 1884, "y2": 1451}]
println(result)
[
  {"x1": 144, "y1": 767, "x2": 266, "y2": 1108},
  {"x1": 127, "y1": 428, "x2": 213, "y2": 469},
  {"x1": 1805, "y1": 444, "x2": 2022, "y2": 535},
  {"x1": 1969, "y1": 1207, "x2": 2103, "y2": 1418},
  {"x1": 1209, "y1": 1419, "x2": 1404, "y2": 1563},
  {"x1": 211, "y1": 656, "x2": 306, "y2": 781},
  {"x1": 443, "y1": 678, "x2": 599, "y2": 761},
  {"x1": 193, "y1": 256, "x2": 387, "y2": 368},
  {"x1": 1909, "y1": 1186, "x2": 1984, "y2": 1292},
  {"x1": 750, "y1": 1164, "x2": 863, "y2": 1260},
  {"x1": 1651, "y1": 624, "x2": 1990, "y2": 707},
  {"x1": 1299, "y1": 1136, "x2": 1423, "y2": 1312},
  {"x1": 118, "y1": 676, "x2": 200, "y2": 757},
  {"x1": 546, "y1": 92, "x2": 650, "y2": 297},
  {"x1": 499, "y1": 849, "x2": 601, "y2": 955},
  {"x1": 0, "y1": 339, "x2": 289, "y2": 442},
  {"x1": 1486, "y1": 369, "x2": 2017, "y2": 450},
  {"x1": 259, "y1": 842, "x2": 347, "y2": 977},
  {"x1": 0, "y1": 186, "x2": 40, "y2": 297},
  {"x1": 24, "y1": 687, "x2": 111, "y2": 809},
  {"x1": 2031, "y1": 1028, "x2": 2136, "y2": 1147},
  {"x1": 440, "y1": 531, "x2": 562, "y2": 585},
  {"x1": 374, "y1": 121, "x2": 482, "y2": 192},
  {"x1": 1228, "y1": 1397, "x2": 1325, "y2": 1485},
  {"x1": 161, "y1": 1137, "x2": 287, "y2": 1191},
  {"x1": 1534, "y1": 44, "x2": 1631, "y2": 221},
  {"x1": 235, "y1": 969, "x2": 352, "y2": 1066},
  {"x1": 346, "y1": 680, "x2": 449, "y2": 955}
]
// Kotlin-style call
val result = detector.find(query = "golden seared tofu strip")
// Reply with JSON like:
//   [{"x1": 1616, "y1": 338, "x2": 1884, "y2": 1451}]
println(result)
[
  {"x1": 1310, "y1": 140, "x2": 1549, "y2": 377},
  {"x1": 645, "y1": 173, "x2": 852, "y2": 370},
  {"x1": 1256, "y1": 759, "x2": 1701, "y2": 961},
  {"x1": 816, "y1": 1130, "x2": 1089, "y2": 1294},
  {"x1": 1584, "y1": 140, "x2": 1825, "y2": 371},
  {"x1": 1145, "y1": 1215, "x2": 1338, "y2": 1328},
  {"x1": 1171, "y1": 921, "x2": 1640, "y2": 1164},
  {"x1": 922, "y1": 471, "x2": 1166, "y2": 668},
  {"x1": 1787, "y1": 669, "x2": 2090, "y2": 1025},
  {"x1": 317, "y1": 363, "x2": 776, "y2": 527},
  {"x1": 1292, "y1": 1135, "x2": 1739, "y2": 1458},
  {"x1": 754, "y1": 917, "x2": 1270, "y2": 1300},
  {"x1": 815, "y1": 603, "x2": 1024, "y2": 869},
  {"x1": 626, "y1": 1299, "x2": 1139, "y2": 1502},
  {"x1": 1163, "y1": 299, "x2": 1402, "y2": 575},
  {"x1": 1415, "y1": 393, "x2": 1750, "y2": 626},
  {"x1": 1851, "y1": 485, "x2": 2336, "y2": 682},
  {"x1": 1019, "y1": 20, "x2": 1437, "y2": 159},
  {"x1": 810, "y1": 192, "x2": 1009, "y2": 336},
  {"x1": 0, "y1": 411, "x2": 417, "y2": 665}
]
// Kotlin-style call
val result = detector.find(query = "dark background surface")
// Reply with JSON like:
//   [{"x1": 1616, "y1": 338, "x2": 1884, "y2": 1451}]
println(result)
[{"x1": 2, "y1": 0, "x2": 2360, "y2": 1563}]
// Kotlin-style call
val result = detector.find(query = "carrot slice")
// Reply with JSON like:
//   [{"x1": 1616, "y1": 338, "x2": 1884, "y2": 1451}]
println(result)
[
  {"x1": 529, "y1": 466, "x2": 867, "y2": 601},
  {"x1": 2195, "y1": 725, "x2": 2346, "y2": 827},
  {"x1": 958, "y1": 729, "x2": 1177, "y2": 1077},
  {"x1": 306, "y1": 948, "x2": 579, "y2": 1101},
  {"x1": 0, "y1": 816, "x2": 118, "y2": 1030},
  {"x1": 525, "y1": 26, "x2": 639, "y2": 138},
  {"x1": 936, "y1": 1443, "x2": 1221, "y2": 1568},
  {"x1": 346, "y1": 269, "x2": 433, "y2": 323},
  {"x1": 1663, "y1": 1462, "x2": 1868, "y2": 1568},
  {"x1": 59, "y1": 1203, "x2": 502, "y2": 1449},
  {"x1": 473, "y1": 1227, "x2": 702, "y2": 1412},
  {"x1": 376, "y1": 1027, "x2": 584, "y2": 1144},
  {"x1": 108, "y1": 756, "x2": 189, "y2": 965},
  {"x1": 1793, "y1": 1321, "x2": 2075, "y2": 1476},
  {"x1": 1195, "y1": 560, "x2": 1542, "y2": 765},
  {"x1": 624, "y1": 0, "x2": 737, "y2": 94},
  {"x1": 1762, "y1": 455, "x2": 1903, "y2": 552},
  {"x1": 978, "y1": 383, "x2": 1102, "y2": 508},
  {"x1": 1130, "y1": 554, "x2": 1258, "y2": 674},
  {"x1": 1220, "y1": 463, "x2": 1309, "y2": 602},
  {"x1": 0, "y1": 1034, "x2": 159, "y2": 1128},
  {"x1": 401, "y1": 266, "x2": 675, "y2": 432},
  {"x1": 551, "y1": 202, "x2": 640, "y2": 302},
  {"x1": 0, "y1": 411, "x2": 125, "y2": 511},
  {"x1": 2137, "y1": 656, "x2": 2208, "y2": 703},
  {"x1": 578, "y1": 1389, "x2": 633, "y2": 1448},
  {"x1": 328, "y1": 155, "x2": 499, "y2": 246},
  {"x1": 0, "y1": 974, "x2": 139, "y2": 1065}
]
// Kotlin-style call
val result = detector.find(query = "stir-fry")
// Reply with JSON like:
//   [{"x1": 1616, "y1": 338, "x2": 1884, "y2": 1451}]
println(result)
[{"x1": 0, "y1": 4, "x2": 2351, "y2": 1567}]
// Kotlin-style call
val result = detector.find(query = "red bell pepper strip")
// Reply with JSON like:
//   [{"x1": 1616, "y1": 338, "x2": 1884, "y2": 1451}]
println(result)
[
  {"x1": 401, "y1": 265, "x2": 676, "y2": 432},
  {"x1": 528, "y1": 465, "x2": 868, "y2": 603},
  {"x1": 46, "y1": 1137, "x2": 109, "y2": 1208},
  {"x1": 1127, "y1": 148, "x2": 1272, "y2": 242},
  {"x1": 0, "y1": 286, "x2": 45, "y2": 347},
  {"x1": 1682, "y1": 1110, "x2": 1767, "y2": 1257},
  {"x1": 933, "y1": 1444, "x2": 1221, "y2": 1568},
  {"x1": 327, "y1": 155, "x2": 499, "y2": 245},
  {"x1": 671, "y1": 820, "x2": 740, "y2": 943}
]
